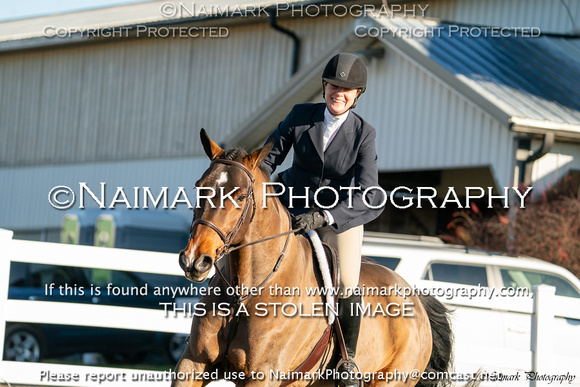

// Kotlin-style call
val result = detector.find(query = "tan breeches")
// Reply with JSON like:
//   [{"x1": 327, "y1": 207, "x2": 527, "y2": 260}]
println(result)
[{"x1": 316, "y1": 225, "x2": 363, "y2": 298}]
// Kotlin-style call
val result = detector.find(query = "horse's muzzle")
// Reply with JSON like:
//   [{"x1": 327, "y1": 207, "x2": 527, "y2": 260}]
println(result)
[{"x1": 179, "y1": 250, "x2": 213, "y2": 282}]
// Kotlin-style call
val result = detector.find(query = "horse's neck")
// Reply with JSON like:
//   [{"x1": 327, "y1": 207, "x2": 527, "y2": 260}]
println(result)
[{"x1": 232, "y1": 194, "x2": 303, "y2": 292}]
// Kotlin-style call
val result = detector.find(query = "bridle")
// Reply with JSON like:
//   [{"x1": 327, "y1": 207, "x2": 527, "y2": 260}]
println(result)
[
  {"x1": 191, "y1": 158, "x2": 257, "y2": 258},
  {"x1": 190, "y1": 158, "x2": 298, "y2": 304}
]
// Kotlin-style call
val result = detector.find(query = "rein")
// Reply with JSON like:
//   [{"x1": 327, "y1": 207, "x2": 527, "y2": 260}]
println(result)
[{"x1": 214, "y1": 216, "x2": 298, "y2": 305}]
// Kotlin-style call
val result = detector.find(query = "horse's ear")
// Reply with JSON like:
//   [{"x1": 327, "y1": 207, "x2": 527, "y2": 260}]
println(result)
[
  {"x1": 245, "y1": 140, "x2": 274, "y2": 172},
  {"x1": 200, "y1": 129, "x2": 223, "y2": 160}
]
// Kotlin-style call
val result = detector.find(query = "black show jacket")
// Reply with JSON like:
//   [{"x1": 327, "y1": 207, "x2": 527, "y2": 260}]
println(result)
[{"x1": 262, "y1": 103, "x2": 384, "y2": 233}]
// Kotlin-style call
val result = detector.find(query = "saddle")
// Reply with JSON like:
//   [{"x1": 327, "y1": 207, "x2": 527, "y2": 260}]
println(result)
[{"x1": 323, "y1": 242, "x2": 341, "y2": 293}]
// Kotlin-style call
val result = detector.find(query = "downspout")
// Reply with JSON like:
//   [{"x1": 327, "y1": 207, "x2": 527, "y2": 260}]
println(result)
[
  {"x1": 509, "y1": 131, "x2": 555, "y2": 254},
  {"x1": 518, "y1": 132, "x2": 555, "y2": 185},
  {"x1": 269, "y1": 13, "x2": 301, "y2": 75}
]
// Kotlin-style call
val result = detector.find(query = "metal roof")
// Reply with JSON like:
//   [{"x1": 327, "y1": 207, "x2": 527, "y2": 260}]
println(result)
[
  {"x1": 0, "y1": 0, "x2": 265, "y2": 42},
  {"x1": 0, "y1": 0, "x2": 306, "y2": 52},
  {"x1": 367, "y1": 15, "x2": 580, "y2": 138}
]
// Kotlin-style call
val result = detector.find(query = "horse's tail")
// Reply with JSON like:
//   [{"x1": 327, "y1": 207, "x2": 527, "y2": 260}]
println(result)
[{"x1": 417, "y1": 294, "x2": 454, "y2": 387}]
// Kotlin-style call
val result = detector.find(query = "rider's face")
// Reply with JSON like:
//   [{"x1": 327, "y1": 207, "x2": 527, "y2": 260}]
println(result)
[{"x1": 324, "y1": 83, "x2": 360, "y2": 116}]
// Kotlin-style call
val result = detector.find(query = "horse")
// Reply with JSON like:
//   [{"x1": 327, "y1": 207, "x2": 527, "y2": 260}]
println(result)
[{"x1": 172, "y1": 129, "x2": 453, "y2": 387}]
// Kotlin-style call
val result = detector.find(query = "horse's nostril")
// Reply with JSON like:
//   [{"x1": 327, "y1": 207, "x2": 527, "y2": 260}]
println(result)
[
  {"x1": 178, "y1": 250, "x2": 188, "y2": 271},
  {"x1": 194, "y1": 254, "x2": 213, "y2": 272}
]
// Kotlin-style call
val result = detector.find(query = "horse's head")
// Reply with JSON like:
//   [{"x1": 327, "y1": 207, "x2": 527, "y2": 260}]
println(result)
[{"x1": 179, "y1": 129, "x2": 273, "y2": 282}]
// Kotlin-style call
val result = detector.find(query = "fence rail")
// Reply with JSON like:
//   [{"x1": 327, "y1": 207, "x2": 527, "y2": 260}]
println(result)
[{"x1": 1, "y1": 229, "x2": 579, "y2": 387}]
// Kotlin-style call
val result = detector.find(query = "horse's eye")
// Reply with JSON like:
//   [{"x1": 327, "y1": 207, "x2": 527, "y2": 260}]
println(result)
[{"x1": 237, "y1": 194, "x2": 246, "y2": 202}]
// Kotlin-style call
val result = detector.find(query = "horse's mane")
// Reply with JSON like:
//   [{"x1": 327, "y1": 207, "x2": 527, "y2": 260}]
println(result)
[
  {"x1": 221, "y1": 146, "x2": 270, "y2": 177},
  {"x1": 222, "y1": 146, "x2": 246, "y2": 161}
]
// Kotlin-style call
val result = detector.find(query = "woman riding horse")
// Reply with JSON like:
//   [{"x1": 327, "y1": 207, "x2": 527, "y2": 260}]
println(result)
[
  {"x1": 262, "y1": 53, "x2": 383, "y2": 387},
  {"x1": 174, "y1": 54, "x2": 454, "y2": 387},
  {"x1": 175, "y1": 130, "x2": 452, "y2": 387}
]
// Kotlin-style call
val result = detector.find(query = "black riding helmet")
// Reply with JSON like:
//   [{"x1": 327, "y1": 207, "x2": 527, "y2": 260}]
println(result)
[{"x1": 322, "y1": 53, "x2": 367, "y2": 108}]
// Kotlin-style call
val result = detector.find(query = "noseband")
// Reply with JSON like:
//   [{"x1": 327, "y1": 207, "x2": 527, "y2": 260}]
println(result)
[{"x1": 191, "y1": 158, "x2": 256, "y2": 258}]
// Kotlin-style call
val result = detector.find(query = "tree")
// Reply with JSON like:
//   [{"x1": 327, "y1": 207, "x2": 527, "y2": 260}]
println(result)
[{"x1": 442, "y1": 174, "x2": 580, "y2": 279}]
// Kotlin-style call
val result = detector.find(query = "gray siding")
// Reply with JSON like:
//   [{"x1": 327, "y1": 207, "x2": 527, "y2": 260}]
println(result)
[
  {"x1": 0, "y1": 16, "x2": 353, "y2": 167},
  {"x1": 531, "y1": 140, "x2": 580, "y2": 191},
  {"x1": 0, "y1": 157, "x2": 208, "y2": 230}
]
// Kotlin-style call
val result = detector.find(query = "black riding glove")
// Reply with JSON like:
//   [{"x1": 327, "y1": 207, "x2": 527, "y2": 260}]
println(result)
[{"x1": 292, "y1": 209, "x2": 327, "y2": 233}]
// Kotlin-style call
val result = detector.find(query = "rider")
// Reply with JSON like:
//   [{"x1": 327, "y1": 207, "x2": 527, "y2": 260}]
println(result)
[{"x1": 262, "y1": 52, "x2": 384, "y2": 387}]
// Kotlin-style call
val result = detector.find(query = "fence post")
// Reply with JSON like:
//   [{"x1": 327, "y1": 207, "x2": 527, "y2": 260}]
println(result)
[
  {"x1": 531, "y1": 284, "x2": 555, "y2": 387},
  {"x1": 0, "y1": 229, "x2": 14, "y2": 366}
]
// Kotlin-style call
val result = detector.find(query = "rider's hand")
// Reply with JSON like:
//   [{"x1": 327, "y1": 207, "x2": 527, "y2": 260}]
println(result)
[{"x1": 292, "y1": 209, "x2": 327, "y2": 233}]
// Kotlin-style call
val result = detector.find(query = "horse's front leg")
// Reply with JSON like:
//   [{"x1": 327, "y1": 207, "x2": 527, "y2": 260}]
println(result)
[
  {"x1": 171, "y1": 308, "x2": 230, "y2": 387},
  {"x1": 172, "y1": 342, "x2": 210, "y2": 387}
]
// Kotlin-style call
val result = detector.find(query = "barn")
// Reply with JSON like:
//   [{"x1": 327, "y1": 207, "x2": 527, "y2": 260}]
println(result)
[{"x1": 1, "y1": 0, "x2": 579, "y2": 242}]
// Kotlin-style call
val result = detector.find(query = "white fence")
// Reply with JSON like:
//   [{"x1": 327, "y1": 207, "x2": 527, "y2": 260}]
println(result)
[
  {"x1": 1, "y1": 229, "x2": 580, "y2": 386},
  {"x1": 415, "y1": 280, "x2": 580, "y2": 387},
  {"x1": 0, "y1": 229, "x2": 195, "y2": 387}
]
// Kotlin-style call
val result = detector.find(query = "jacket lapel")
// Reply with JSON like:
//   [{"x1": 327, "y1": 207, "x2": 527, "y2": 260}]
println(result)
[{"x1": 307, "y1": 105, "x2": 326, "y2": 161}]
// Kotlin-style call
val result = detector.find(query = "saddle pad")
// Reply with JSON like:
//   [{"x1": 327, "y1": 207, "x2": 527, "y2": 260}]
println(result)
[{"x1": 306, "y1": 230, "x2": 336, "y2": 325}]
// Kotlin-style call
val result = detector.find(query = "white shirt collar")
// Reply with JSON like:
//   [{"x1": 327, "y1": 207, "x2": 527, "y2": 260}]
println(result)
[
  {"x1": 324, "y1": 107, "x2": 349, "y2": 127},
  {"x1": 323, "y1": 108, "x2": 349, "y2": 151}
]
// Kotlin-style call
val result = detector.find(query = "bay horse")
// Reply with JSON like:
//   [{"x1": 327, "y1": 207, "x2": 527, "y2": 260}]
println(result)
[{"x1": 172, "y1": 129, "x2": 453, "y2": 387}]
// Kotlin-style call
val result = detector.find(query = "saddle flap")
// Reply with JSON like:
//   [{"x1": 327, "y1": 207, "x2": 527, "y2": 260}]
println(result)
[{"x1": 320, "y1": 241, "x2": 340, "y2": 294}]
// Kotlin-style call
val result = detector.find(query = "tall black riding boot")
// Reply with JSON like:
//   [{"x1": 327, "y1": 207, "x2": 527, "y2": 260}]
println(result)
[{"x1": 336, "y1": 293, "x2": 362, "y2": 387}]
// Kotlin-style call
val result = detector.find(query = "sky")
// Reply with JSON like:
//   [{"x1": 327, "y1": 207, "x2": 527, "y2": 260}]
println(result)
[{"x1": 0, "y1": 0, "x2": 152, "y2": 21}]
